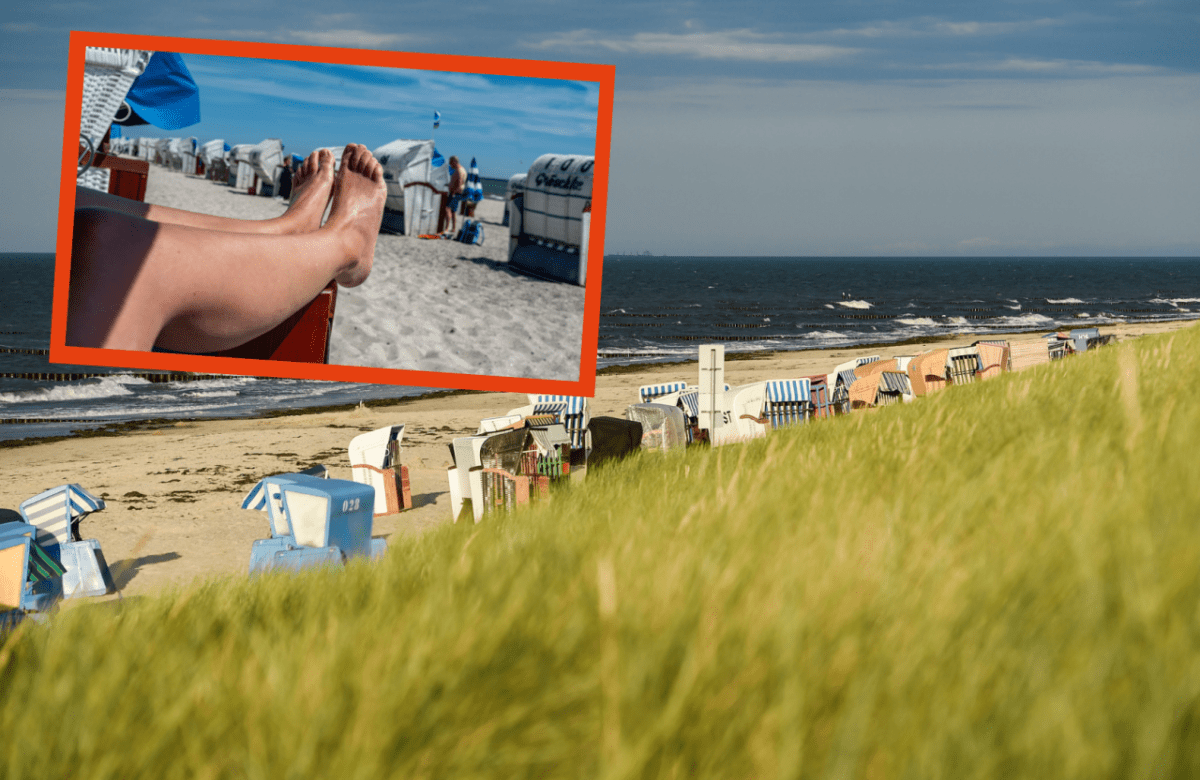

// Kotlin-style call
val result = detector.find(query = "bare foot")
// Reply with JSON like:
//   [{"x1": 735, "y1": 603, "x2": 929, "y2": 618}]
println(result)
[
  {"x1": 279, "y1": 148, "x2": 335, "y2": 233},
  {"x1": 324, "y1": 144, "x2": 386, "y2": 287}
]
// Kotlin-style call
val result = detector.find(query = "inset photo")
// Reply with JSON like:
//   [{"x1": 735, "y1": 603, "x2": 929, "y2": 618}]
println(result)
[{"x1": 53, "y1": 32, "x2": 613, "y2": 395}]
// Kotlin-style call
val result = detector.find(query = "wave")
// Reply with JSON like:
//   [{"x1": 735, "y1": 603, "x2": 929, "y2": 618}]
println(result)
[
  {"x1": 0, "y1": 376, "x2": 137, "y2": 405},
  {"x1": 895, "y1": 317, "x2": 937, "y2": 326},
  {"x1": 837, "y1": 300, "x2": 873, "y2": 310},
  {"x1": 1046, "y1": 298, "x2": 1084, "y2": 304},
  {"x1": 1150, "y1": 297, "x2": 1200, "y2": 307}
]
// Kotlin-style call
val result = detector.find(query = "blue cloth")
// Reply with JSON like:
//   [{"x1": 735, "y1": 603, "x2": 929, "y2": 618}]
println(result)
[{"x1": 116, "y1": 52, "x2": 200, "y2": 130}]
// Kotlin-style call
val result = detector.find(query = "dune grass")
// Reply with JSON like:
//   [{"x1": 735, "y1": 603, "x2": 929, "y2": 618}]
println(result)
[{"x1": 2, "y1": 326, "x2": 1200, "y2": 778}]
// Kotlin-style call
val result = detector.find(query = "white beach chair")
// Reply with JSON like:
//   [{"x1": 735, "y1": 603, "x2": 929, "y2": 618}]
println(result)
[
  {"x1": 507, "y1": 154, "x2": 593, "y2": 285},
  {"x1": 348, "y1": 425, "x2": 409, "y2": 516},
  {"x1": 625, "y1": 403, "x2": 688, "y2": 452}
]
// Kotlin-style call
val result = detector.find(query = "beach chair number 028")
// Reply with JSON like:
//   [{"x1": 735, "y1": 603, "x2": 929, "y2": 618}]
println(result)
[{"x1": 342, "y1": 497, "x2": 361, "y2": 513}]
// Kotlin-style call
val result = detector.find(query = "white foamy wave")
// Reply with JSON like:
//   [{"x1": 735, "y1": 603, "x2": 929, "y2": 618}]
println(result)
[
  {"x1": 948, "y1": 316, "x2": 969, "y2": 325},
  {"x1": 837, "y1": 300, "x2": 873, "y2": 310},
  {"x1": 166, "y1": 375, "x2": 255, "y2": 391},
  {"x1": 1075, "y1": 312, "x2": 1090, "y2": 318},
  {"x1": 182, "y1": 390, "x2": 239, "y2": 399},
  {"x1": 0, "y1": 377, "x2": 136, "y2": 405},
  {"x1": 895, "y1": 317, "x2": 937, "y2": 326},
  {"x1": 824, "y1": 304, "x2": 835, "y2": 309},
  {"x1": 1150, "y1": 297, "x2": 1200, "y2": 307},
  {"x1": 1006, "y1": 304, "x2": 1022, "y2": 310},
  {"x1": 1046, "y1": 298, "x2": 1084, "y2": 304},
  {"x1": 802, "y1": 330, "x2": 849, "y2": 340},
  {"x1": 993, "y1": 313, "x2": 1055, "y2": 327}
]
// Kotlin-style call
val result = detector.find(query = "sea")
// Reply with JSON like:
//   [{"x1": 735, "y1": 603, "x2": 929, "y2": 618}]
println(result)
[{"x1": 2, "y1": 253, "x2": 1198, "y2": 443}]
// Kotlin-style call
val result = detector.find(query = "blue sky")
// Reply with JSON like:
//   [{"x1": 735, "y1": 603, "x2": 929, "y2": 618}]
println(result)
[
  {"x1": 119, "y1": 55, "x2": 600, "y2": 179},
  {"x1": 2, "y1": 1, "x2": 1198, "y2": 255}
]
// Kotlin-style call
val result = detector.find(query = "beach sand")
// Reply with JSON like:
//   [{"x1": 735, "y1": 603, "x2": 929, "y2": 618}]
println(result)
[
  {"x1": 1, "y1": 319, "x2": 1192, "y2": 600},
  {"x1": 141, "y1": 166, "x2": 586, "y2": 381}
]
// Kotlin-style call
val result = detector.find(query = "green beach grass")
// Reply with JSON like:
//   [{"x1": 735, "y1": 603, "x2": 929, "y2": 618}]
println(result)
[{"x1": 2, "y1": 325, "x2": 1199, "y2": 778}]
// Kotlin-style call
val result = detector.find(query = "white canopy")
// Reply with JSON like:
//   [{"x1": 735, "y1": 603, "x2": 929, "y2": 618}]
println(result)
[{"x1": 372, "y1": 138, "x2": 451, "y2": 235}]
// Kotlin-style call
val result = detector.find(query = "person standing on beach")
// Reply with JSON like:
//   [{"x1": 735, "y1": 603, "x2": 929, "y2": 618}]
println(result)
[
  {"x1": 442, "y1": 155, "x2": 467, "y2": 237},
  {"x1": 67, "y1": 144, "x2": 387, "y2": 353}
]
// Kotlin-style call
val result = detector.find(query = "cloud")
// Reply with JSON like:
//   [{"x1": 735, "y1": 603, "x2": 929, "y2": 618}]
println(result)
[
  {"x1": 529, "y1": 29, "x2": 859, "y2": 62},
  {"x1": 826, "y1": 17, "x2": 1065, "y2": 38},
  {"x1": 282, "y1": 30, "x2": 418, "y2": 49},
  {"x1": 924, "y1": 58, "x2": 1162, "y2": 75}
]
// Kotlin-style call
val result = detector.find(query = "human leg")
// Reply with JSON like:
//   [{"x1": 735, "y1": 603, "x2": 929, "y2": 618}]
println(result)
[
  {"x1": 73, "y1": 148, "x2": 335, "y2": 235},
  {"x1": 67, "y1": 145, "x2": 385, "y2": 353}
]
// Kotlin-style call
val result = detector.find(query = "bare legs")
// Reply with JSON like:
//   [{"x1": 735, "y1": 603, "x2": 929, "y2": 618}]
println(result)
[
  {"x1": 66, "y1": 145, "x2": 386, "y2": 353},
  {"x1": 72, "y1": 148, "x2": 336, "y2": 235}
]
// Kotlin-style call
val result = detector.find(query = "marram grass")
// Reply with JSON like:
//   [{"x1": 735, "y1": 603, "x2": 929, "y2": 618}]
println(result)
[{"x1": 3, "y1": 327, "x2": 1200, "y2": 779}]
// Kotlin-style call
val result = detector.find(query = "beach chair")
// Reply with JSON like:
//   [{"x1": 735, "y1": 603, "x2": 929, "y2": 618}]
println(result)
[
  {"x1": 18, "y1": 484, "x2": 115, "y2": 599},
  {"x1": 79, "y1": 47, "x2": 153, "y2": 193},
  {"x1": 0, "y1": 521, "x2": 67, "y2": 615},
  {"x1": 947, "y1": 347, "x2": 981, "y2": 385},
  {"x1": 907, "y1": 349, "x2": 950, "y2": 396},
  {"x1": 508, "y1": 394, "x2": 592, "y2": 457},
  {"x1": 503, "y1": 173, "x2": 526, "y2": 227},
  {"x1": 447, "y1": 435, "x2": 491, "y2": 523},
  {"x1": 974, "y1": 341, "x2": 1010, "y2": 379},
  {"x1": 586, "y1": 416, "x2": 644, "y2": 467},
  {"x1": 625, "y1": 403, "x2": 688, "y2": 452},
  {"x1": 476, "y1": 427, "x2": 561, "y2": 518},
  {"x1": 507, "y1": 154, "x2": 594, "y2": 286},
  {"x1": 1008, "y1": 339, "x2": 1051, "y2": 371},
  {"x1": 762, "y1": 379, "x2": 812, "y2": 430},
  {"x1": 1068, "y1": 328, "x2": 1101, "y2": 354},
  {"x1": 348, "y1": 425, "x2": 411, "y2": 516},
  {"x1": 374, "y1": 138, "x2": 449, "y2": 235},
  {"x1": 639, "y1": 381, "x2": 688, "y2": 406},
  {"x1": 243, "y1": 466, "x2": 336, "y2": 570},
  {"x1": 854, "y1": 358, "x2": 898, "y2": 379},
  {"x1": 247, "y1": 475, "x2": 380, "y2": 574},
  {"x1": 707, "y1": 382, "x2": 769, "y2": 446},
  {"x1": 804, "y1": 375, "x2": 833, "y2": 419}
]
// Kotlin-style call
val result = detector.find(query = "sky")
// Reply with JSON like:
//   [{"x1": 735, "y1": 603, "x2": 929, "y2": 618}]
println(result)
[
  {"x1": 116, "y1": 55, "x2": 600, "y2": 181},
  {"x1": 2, "y1": 1, "x2": 1198, "y2": 256}
]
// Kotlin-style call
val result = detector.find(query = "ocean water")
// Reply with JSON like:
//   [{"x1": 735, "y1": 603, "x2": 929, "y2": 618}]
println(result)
[
  {"x1": 2, "y1": 253, "x2": 1198, "y2": 442},
  {"x1": 597, "y1": 256, "x2": 1200, "y2": 366},
  {"x1": 0, "y1": 253, "x2": 439, "y2": 442}
]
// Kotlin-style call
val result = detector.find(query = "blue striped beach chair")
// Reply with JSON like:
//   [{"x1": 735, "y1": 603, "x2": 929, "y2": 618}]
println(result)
[
  {"x1": 876, "y1": 371, "x2": 913, "y2": 406},
  {"x1": 763, "y1": 379, "x2": 812, "y2": 430},
  {"x1": 527, "y1": 394, "x2": 591, "y2": 453},
  {"x1": 18, "y1": 484, "x2": 114, "y2": 599},
  {"x1": 0, "y1": 522, "x2": 66, "y2": 615},
  {"x1": 639, "y1": 381, "x2": 688, "y2": 405}
]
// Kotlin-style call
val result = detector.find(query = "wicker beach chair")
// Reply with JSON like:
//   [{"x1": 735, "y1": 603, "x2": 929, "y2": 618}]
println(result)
[
  {"x1": 975, "y1": 341, "x2": 1010, "y2": 380},
  {"x1": 18, "y1": 484, "x2": 115, "y2": 599},
  {"x1": 79, "y1": 47, "x2": 153, "y2": 192},
  {"x1": 907, "y1": 349, "x2": 950, "y2": 396},
  {"x1": 508, "y1": 394, "x2": 592, "y2": 456}
]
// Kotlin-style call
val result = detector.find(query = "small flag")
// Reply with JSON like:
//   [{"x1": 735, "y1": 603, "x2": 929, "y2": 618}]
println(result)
[{"x1": 433, "y1": 110, "x2": 441, "y2": 129}]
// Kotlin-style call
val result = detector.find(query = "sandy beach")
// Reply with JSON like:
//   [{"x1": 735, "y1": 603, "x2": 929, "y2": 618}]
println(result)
[
  {"x1": 140, "y1": 165, "x2": 586, "y2": 380},
  {"x1": 0, "y1": 318, "x2": 1192, "y2": 599}
]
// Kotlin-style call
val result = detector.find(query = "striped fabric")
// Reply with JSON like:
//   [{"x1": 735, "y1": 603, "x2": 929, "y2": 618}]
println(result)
[
  {"x1": 855, "y1": 356, "x2": 880, "y2": 367},
  {"x1": 467, "y1": 157, "x2": 483, "y2": 203},
  {"x1": 639, "y1": 381, "x2": 687, "y2": 404},
  {"x1": 529, "y1": 395, "x2": 588, "y2": 450},
  {"x1": 837, "y1": 369, "x2": 859, "y2": 389},
  {"x1": 19, "y1": 484, "x2": 106, "y2": 547},
  {"x1": 878, "y1": 371, "x2": 911, "y2": 394},
  {"x1": 242, "y1": 476, "x2": 301, "y2": 537},
  {"x1": 677, "y1": 389, "x2": 700, "y2": 420},
  {"x1": 27, "y1": 539, "x2": 64, "y2": 583},
  {"x1": 764, "y1": 379, "x2": 812, "y2": 429}
]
